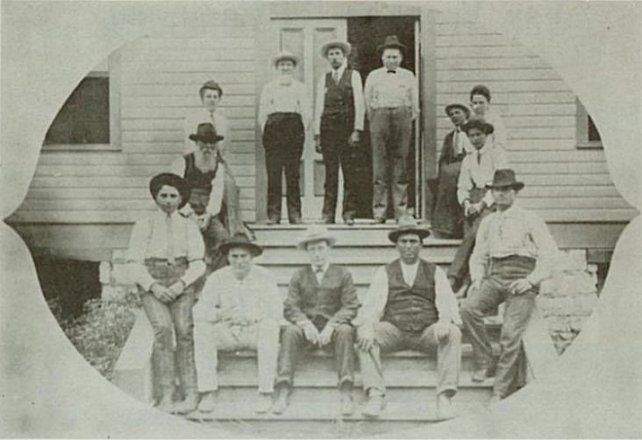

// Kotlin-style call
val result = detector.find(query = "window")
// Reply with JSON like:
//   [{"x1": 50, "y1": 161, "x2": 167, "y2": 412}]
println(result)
[
  {"x1": 576, "y1": 98, "x2": 603, "y2": 149},
  {"x1": 43, "y1": 55, "x2": 120, "y2": 151}
]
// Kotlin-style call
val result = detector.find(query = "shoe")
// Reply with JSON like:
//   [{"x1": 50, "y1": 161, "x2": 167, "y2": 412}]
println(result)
[
  {"x1": 372, "y1": 217, "x2": 386, "y2": 225},
  {"x1": 322, "y1": 215, "x2": 335, "y2": 224},
  {"x1": 343, "y1": 217, "x2": 355, "y2": 226},
  {"x1": 435, "y1": 393, "x2": 455, "y2": 420},
  {"x1": 340, "y1": 392, "x2": 354, "y2": 416},
  {"x1": 173, "y1": 391, "x2": 199, "y2": 414},
  {"x1": 289, "y1": 217, "x2": 303, "y2": 225},
  {"x1": 272, "y1": 384, "x2": 290, "y2": 415},
  {"x1": 197, "y1": 391, "x2": 217, "y2": 413},
  {"x1": 471, "y1": 366, "x2": 494, "y2": 382},
  {"x1": 256, "y1": 392, "x2": 273, "y2": 414},
  {"x1": 156, "y1": 394, "x2": 175, "y2": 414},
  {"x1": 361, "y1": 394, "x2": 385, "y2": 418},
  {"x1": 266, "y1": 217, "x2": 280, "y2": 225}
]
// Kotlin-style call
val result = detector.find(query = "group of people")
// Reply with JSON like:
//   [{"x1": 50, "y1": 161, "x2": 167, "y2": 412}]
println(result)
[{"x1": 124, "y1": 33, "x2": 560, "y2": 421}]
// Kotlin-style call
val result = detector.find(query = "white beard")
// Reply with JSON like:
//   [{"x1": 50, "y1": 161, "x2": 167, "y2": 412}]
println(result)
[{"x1": 194, "y1": 151, "x2": 218, "y2": 172}]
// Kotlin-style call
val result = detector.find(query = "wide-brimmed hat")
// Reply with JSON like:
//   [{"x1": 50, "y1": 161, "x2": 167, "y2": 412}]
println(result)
[
  {"x1": 445, "y1": 103, "x2": 471, "y2": 118},
  {"x1": 219, "y1": 234, "x2": 263, "y2": 257},
  {"x1": 377, "y1": 35, "x2": 407, "y2": 55},
  {"x1": 388, "y1": 216, "x2": 430, "y2": 243},
  {"x1": 461, "y1": 115, "x2": 494, "y2": 135},
  {"x1": 321, "y1": 40, "x2": 351, "y2": 58},
  {"x1": 189, "y1": 122, "x2": 225, "y2": 144},
  {"x1": 297, "y1": 225, "x2": 336, "y2": 250},
  {"x1": 486, "y1": 169, "x2": 525, "y2": 191},
  {"x1": 273, "y1": 50, "x2": 299, "y2": 67},
  {"x1": 149, "y1": 173, "x2": 190, "y2": 209}
]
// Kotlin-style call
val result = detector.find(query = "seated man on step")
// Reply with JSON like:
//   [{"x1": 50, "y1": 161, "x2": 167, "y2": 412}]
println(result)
[
  {"x1": 192, "y1": 234, "x2": 282, "y2": 414},
  {"x1": 354, "y1": 216, "x2": 462, "y2": 420},
  {"x1": 273, "y1": 225, "x2": 360, "y2": 416}
]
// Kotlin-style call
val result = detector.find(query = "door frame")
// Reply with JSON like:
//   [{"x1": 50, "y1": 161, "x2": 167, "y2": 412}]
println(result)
[{"x1": 254, "y1": 2, "x2": 438, "y2": 222}]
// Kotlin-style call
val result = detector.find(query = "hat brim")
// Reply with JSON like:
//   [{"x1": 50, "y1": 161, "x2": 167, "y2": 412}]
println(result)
[
  {"x1": 219, "y1": 241, "x2": 263, "y2": 257},
  {"x1": 486, "y1": 182, "x2": 525, "y2": 191},
  {"x1": 274, "y1": 55, "x2": 299, "y2": 67},
  {"x1": 377, "y1": 42, "x2": 407, "y2": 54},
  {"x1": 297, "y1": 236, "x2": 336, "y2": 250},
  {"x1": 149, "y1": 173, "x2": 191, "y2": 210},
  {"x1": 388, "y1": 228, "x2": 430, "y2": 243},
  {"x1": 445, "y1": 104, "x2": 471, "y2": 117},
  {"x1": 321, "y1": 41, "x2": 351, "y2": 58},
  {"x1": 461, "y1": 121, "x2": 494, "y2": 135},
  {"x1": 189, "y1": 134, "x2": 225, "y2": 143}
]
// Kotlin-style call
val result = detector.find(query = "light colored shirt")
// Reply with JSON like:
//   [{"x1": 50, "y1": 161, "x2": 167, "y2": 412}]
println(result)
[
  {"x1": 258, "y1": 77, "x2": 311, "y2": 132},
  {"x1": 353, "y1": 260, "x2": 461, "y2": 327},
  {"x1": 169, "y1": 155, "x2": 224, "y2": 217},
  {"x1": 364, "y1": 67, "x2": 420, "y2": 118},
  {"x1": 481, "y1": 107, "x2": 507, "y2": 151},
  {"x1": 192, "y1": 265, "x2": 283, "y2": 324},
  {"x1": 312, "y1": 262, "x2": 330, "y2": 284},
  {"x1": 313, "y1": 64, "x2": 365, "y2": 135},
  {"x1": 470, "y1": 204, "x2": 559, "y2": 285},
  {"x1": 183, "y1": 108, "x2": 230, "y2": 156},
  {"x1": 127, "y1": 209, "x2": 205, "y2": 291},
  {"x1": 457, "y1": 143, "x2": 508, "y2": 207},
  {"x1": 450, "y1": 126, "x2": 474, "y2": 156}
]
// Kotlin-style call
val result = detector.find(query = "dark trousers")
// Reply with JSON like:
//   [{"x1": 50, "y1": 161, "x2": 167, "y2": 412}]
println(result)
[
  {"x1": 263, "y1": 113, "x2": 304, "y2": 222},
  {"x1": 370, "y1": 106, "x2": 413, "y2": 220},
  {"x1": 320, "y1": 119, "x2": 358, "y2": 221},
  {"x1": 460, "y1": 255, "x2": 537, "y2": 398},
  {"x1": 276, "y1": 323, "x2": 356, "y2": 388}
]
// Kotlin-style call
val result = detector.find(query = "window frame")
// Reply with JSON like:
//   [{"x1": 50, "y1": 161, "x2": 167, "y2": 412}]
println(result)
[{"x1": 576, "y1": 97, "x2": 603, "y2": 150}]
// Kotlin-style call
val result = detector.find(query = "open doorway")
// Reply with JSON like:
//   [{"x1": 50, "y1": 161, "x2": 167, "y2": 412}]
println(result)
[{"x1": 347, "y1": 16, "x2": 419, "y2": 219}]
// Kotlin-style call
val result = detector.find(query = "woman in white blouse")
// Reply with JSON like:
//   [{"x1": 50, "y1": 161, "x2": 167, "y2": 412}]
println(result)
[{"x1": 469, "y1": 84, "x2": 508, "y2": 151}]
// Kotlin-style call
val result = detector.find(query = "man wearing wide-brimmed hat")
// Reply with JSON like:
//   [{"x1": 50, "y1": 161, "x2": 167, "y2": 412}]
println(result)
[
  {"x1": 183, "y1": 80, "x2": 230, "y2": 156},
  {"x1": 273, "y1": 225, "x2": 360, "y2": 416},
  {"x1": 127, "y1": 173, "x2": 205, "y2": 414},
  {"x1": 447, "y1": 115, "x2": 509, "y2": 294},
  {"x1": 313, "y1": 40, "x2": 365, "y2": 226},
  {"x1": 192, "y1": 234, "x2": 282, "y2": 414},
  {"x1": 258, "y1": 50, "x2": 311, "y2": 225},
  {"x1": 364, "y1": 35, "x2": 420, "y2": 224},
  {"x1": 353, "y1": 216, "x2": 462, "y2": 420},
  {"x1": 460, "y1": 169, "x2": 558, "y2": 403},
  {"x1": 430, "y1": 102, "x2": 473, "y2": 239}
]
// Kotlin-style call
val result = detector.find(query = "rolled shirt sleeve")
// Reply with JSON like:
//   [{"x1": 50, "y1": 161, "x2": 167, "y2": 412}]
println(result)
[
  {"x1": 525, "y1": 213, "x2": 560, "y2": 286},
  {"x1": 469, "y1": 214, "x2": 492, "y2": 283},
  {"x1": 457, "y1": 156, "x2": 474, "y2": 206},
  {"x1": 313, "y1": 75, "x2": 326, "y2": 136},
  {"x1": 352, "y1": 266, "x2": 388, "y2": 328},
  {"x1": 351, "y1": 70, "x2": 365, "y2": 132}
]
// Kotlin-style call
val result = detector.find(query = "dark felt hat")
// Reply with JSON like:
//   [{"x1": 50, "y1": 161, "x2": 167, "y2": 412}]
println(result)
[
  {"x1": 189, "y1": 122, "x2": 225, "y2": 144},
  {"x1": 444, "y1": 102, "x2": 471, "y2": 118},
  {"x1": 219, "y1": 233, "x2": 263, "y2": 257},
  {"x1": 486, "y1": 169, "x2": 525, "y2": 191},
  {"x1": 377, "y1": 35, "x2": 407, "y2": 54},
  {"x1": 388, "y1": 216, "x2": 430, "y2": 243},
  {"x1": 149, "y1": 173, "x2": 191, "y2": 209},
  {"x1": 461, "y1": 115, "x2": 494, "y2": 135}
]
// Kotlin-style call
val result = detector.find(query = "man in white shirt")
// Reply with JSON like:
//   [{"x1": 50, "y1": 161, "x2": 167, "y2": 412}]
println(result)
[
  {"x1": 354, "y1": 216, "x2": 461, "y2": 420},
  {"x1": 192, "y1": 234, "x2": 282, "y2": 414},
  {"x1": 183, "y1": 80, "x2": 230, "y2": 156},
  {"x1": 313, "y1": 40, "x2": 365, "y2": 225},
  {"x1": 364, "y1": 35, "x2": 420, "y2": 223}
]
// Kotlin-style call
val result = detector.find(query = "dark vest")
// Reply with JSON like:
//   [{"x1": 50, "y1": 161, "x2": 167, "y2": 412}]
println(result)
[
  {"x1": 382, "y1": 259, "x2": 439, "y2": 332},
  {"x1": 183, "y1": 153, "x2": 218, "y2": 192},
  {"x1": 321, "y1": 68, "x2": 355, "y2": 132}
]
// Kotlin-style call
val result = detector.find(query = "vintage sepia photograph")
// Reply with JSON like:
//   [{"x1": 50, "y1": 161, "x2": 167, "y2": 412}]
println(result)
[{"x1": 1, "y1": 0, "x2": 641, "y2": 438}]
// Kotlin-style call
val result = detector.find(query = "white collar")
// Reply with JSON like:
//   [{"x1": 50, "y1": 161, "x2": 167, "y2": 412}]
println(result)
[{"x1": 312, "y1": 262, "x2": 330, "y2": 274}]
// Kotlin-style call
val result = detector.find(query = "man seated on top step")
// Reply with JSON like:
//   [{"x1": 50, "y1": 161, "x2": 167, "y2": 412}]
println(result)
[
  {"x1": 354, "y1": 217, "x2": 462, "y2": 420},
  {"x1": 192, "y1": 234, "x2": 282, "y2": 414},
  {"x1": 460, "y1": 169, "x2": 558, "y2": 403},
  {"x1": 273, "y1": 225, "x2": 360, "y2": 416}
]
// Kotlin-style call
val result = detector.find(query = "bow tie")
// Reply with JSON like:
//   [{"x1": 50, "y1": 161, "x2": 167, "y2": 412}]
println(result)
[
  {"x1": 387, "y1": 69, "x2": 397, "y2": 74},
  {"x1": 314, "y1": 266, "x2": 324, "y2": 274}
]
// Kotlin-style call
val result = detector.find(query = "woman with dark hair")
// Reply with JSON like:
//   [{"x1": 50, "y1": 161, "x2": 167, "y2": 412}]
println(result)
[
  {"x1": 127, "y1": 173, "x2": 205, "y2": 414},
  {"x1": 469, "y1": 84, "x2": 507, "y2": 151},
  {"x1": 183, "y1": 80, "x2": 230, "y2": 157}
]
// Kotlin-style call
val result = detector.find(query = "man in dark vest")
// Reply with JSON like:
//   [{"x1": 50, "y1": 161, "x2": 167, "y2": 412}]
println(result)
[
  {"x1": 354, "y1": 216, "x2": 462, "y2": 420},
  {"x1": 313, "y1": 40, "x2": 365, "y2": 225}
]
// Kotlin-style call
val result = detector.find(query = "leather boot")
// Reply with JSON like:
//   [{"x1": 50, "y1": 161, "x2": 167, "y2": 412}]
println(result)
[
  {"x1": 156, "y1": 393, "x2": 175, "y2": 414},
  {"x1": 173, "y1": 390, "x2": 199, "y2": 414}
]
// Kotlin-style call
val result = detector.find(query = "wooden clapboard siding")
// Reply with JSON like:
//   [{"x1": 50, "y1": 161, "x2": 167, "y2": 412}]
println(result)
[{"x1": 434, "y1": 11, "x2": 635, "y2": 222}]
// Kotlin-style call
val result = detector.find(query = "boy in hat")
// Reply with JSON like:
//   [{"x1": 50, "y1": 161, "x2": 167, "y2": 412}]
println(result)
[
  {"x1": 354, "y1": 216, "x2": 461, "y2": 420},
  {"x1": 469, "y1": 84, "x2": 507, "y2": 151},
  {"x1": 364, "y1": 35, "x2": 420, "y2": 223},
  {"x1": 448, "y1": 115, "x2": 508, "y2": 294},
  {"x1": 127, "y1": 173, "x2": 205, "y2": 414},
  {"x1": 192, "y1": 234, "x2": 282, "y2": 414},
  {"x1": 313, "y1": 40, "x2": 365, "y2": 226},
  {"x1": 183, "y1": 80, "x2": 229, "y2": 156},
  {"x1": 273, "y1": 225, "x2": 360, "y2": 415},
  {"x1": 460, "y1": 169, "x2": 558, "y2": 402},
  {"x1": 431, "y1": 103, "x2": 473, "y2": 239},
  {"x1": 258, "y1": 50, "x2": 312, "y2": 224}
]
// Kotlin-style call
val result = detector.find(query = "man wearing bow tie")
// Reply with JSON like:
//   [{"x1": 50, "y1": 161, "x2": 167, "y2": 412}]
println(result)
[{"x1": 364, "y1": 35, "x2": 420, "y2": 224}]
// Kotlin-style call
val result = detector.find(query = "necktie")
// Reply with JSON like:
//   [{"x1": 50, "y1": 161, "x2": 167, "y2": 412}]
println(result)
[
  {"x1": 314, "y1": 266, "x2": 324, "y2": 283},
  {"x1": 452, "y1": 129, "x2": 461, "y2": 156},
  {"x1": 165, "y1": 215, "x2": 175, "y2": 264},
  {"x1": 209, "y1": 111, "x2": 214, "y2": 123},
  {"x1": 332, "y1": 70, "x2": 339, "y2": 83}
]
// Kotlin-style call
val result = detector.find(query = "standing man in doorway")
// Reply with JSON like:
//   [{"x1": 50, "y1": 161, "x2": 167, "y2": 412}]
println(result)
[
  {"x1": 364, "y1": 35, "x2": 420, "y2": 224},
  {"x1": 314, "y1": 40, "x2": 365, "y2": 226}
]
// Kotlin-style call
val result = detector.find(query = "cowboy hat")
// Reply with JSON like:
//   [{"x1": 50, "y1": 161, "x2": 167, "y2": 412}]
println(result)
[
  {"x1": 273, "y1": 50, "x2": 299, "y2": 67},
  {"x1": 219, "y1": 233, "x2": 263, "y2": 257},
  {"x1": 297, "y1": 225, "x2": 337, "y2": 250},
  {"x1": 189, "y1": 122, "x2": 225, "y2": 143},
  {"x1": 444, "y1": 102, "x2": 471, "y2": 118},
  {"x1": 388, "y1": 216, "x2": 430, "y2": 243},
  {"x1": 486, "y1": 169, "x2": 525, "y2": 191},
  {"x1": 461, "y1": 115, "x2": 494, "y2": 135},
  {"x1": 320, "y1": 40, "x2": 351, "y2": 58},
  {"x1": 149, "y1": 173, "x2": 190, "y2": 209},
  {"x1": 377, "y1": 35, "x2": 407, "y2": 54}
]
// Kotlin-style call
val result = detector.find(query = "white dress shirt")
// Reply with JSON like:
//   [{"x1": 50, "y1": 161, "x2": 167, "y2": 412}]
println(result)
[
  {"x1": 364, "y1": 66, "x2": 420, "y2": 118},
  {"x1": 258, "y1": 77, "x2": 311, "y2": 132},
  {"x1": 457, "y1": 142, "x2": 509, "y2": 207},
  {"x1": 183, "y1": 108, "x2": 230, "y2": 155},
  {"x1": 313, "y1": 62, "x2": 365, "y2": 135}
]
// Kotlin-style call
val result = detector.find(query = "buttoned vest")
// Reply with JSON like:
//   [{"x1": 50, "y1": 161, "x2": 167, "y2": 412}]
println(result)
[
  {"x1": 183, "y1": 153, "x2": 218, "y2": 192},
  {"x1": 321, "y1": 68, "x2": 355, "y2": 132},
  {"x1": 382, "y1": 259, "x2": 439, "y2": 332}
]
